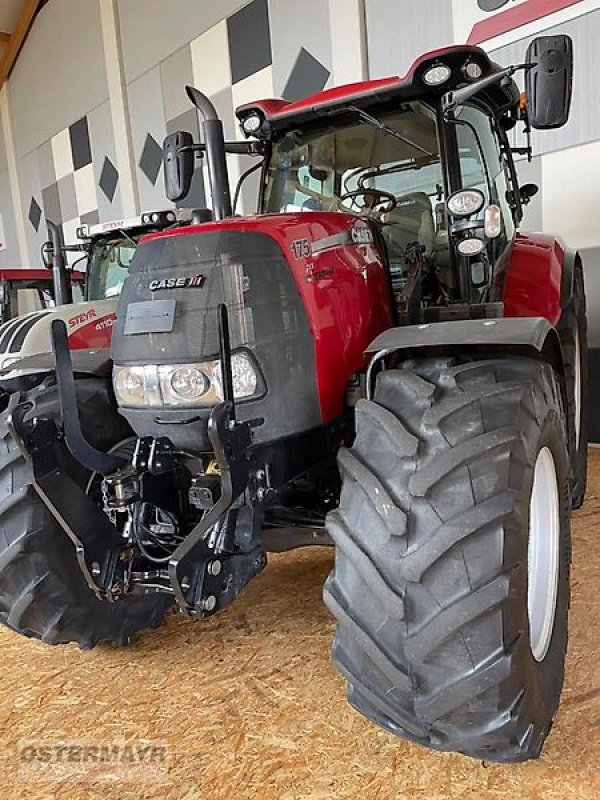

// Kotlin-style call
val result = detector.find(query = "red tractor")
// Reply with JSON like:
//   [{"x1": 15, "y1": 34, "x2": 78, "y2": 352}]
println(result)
[{"x1": 0, "y1": 36, "x2": 585, "y2": 763}]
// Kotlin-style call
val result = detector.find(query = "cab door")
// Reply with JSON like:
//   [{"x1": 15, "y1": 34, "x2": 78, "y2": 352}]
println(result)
[{"x1": 451, "y1": 104, "x2": 518, "y2": 301}]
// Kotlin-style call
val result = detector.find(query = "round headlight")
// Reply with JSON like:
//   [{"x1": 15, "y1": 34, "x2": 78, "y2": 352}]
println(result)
[
  {"x1": 170, "y1": 366, "x2": 209, "y2": 400},
  {"x1": 242, "y1": 114, "x2": 262, "y2": 136},
  {"x1": 457, "y1": 237, "x2": 485, "y2": 257},
  {"x1": 113, "y1": 366, "x2": 146, "y2": 406},
  {"x1": 464, "y1": 61, "x2": 483, "y2": 81},
  {"x1": 423, "y1": 63, "x2": 452, "y2": 87},
  {"x1": 447, "y1": 189, "x2": 485, "y2": 218}
]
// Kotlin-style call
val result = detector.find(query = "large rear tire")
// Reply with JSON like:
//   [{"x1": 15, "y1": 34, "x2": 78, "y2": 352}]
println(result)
[
  {"x1": 558, "y1": 260, "x2": 588, "y2": 508},
  {"x1": 324, "y1": 357, "x2": 570, "y2": 762},
  {"x1": 0, "y1": 378, "x2": 172, "y2": 647}
]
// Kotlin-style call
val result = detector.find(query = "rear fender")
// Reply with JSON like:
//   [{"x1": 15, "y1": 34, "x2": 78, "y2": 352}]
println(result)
[
  {"x1": 503, "y1": 234, "x2": 573, "y2": 325},
  {"x1": 560, "y1": 249, "x2": 582, "y2": 310},
  {"x1": 365, "y1": 317, "x2": 565, "y2": 398}
]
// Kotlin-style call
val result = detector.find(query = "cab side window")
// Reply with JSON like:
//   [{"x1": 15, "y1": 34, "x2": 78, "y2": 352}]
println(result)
[{"x1": 455, "y1": 105, "x2": 515, "y2": 259}]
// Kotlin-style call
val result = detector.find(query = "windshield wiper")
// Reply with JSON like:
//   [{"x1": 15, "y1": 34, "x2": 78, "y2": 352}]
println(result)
[
  {"x1": 345, "y1": 105, "x2": 434, "y2": 157},
  {"x1": 118, "y1": 229, "x2": 137, "y2": 246}
]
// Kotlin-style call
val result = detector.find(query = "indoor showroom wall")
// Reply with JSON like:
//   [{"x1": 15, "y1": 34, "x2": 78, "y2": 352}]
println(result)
[{"x1": 0, "y1": 0, "x2": 599, "y2": 434}]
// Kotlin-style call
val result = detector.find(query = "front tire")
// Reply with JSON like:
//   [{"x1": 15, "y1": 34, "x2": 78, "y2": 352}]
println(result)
[
  {"x1": 324, "y1": 357, "x2": 570, "y2": 762},
  {"x1": 0, "y1": 378, "x2": 172, "y2": 647}
]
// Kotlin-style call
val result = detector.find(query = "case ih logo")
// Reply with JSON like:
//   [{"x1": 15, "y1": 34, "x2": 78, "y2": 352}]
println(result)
[
  {"x1": 148, "y1": 275, "x2": 205, "y2": 291},
  {"x1": 469, "y1": 0, "x2": 582, "y2": 44}
]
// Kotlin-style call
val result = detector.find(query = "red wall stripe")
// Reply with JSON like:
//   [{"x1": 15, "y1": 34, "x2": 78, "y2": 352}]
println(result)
[{"x1": 467, "y1": 0, "x2": 583, "y2": 44}]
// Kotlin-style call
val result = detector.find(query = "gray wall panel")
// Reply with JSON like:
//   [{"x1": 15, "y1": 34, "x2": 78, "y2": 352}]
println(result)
[
  {"x1": 127, "y1": 67, "x2": 168, "y2": 212},
  {"x1": 489, "y1": 11, "x2": 600, "y2": 156},
  {"x1": 160, "y1": 46, "x2": 195, "y2": 123},
  {"x1": 9, "y1": 0, "x2": 108, "y2": 158},
  {"x1": 365, "y1": 0, "x2": 454, "y2": 78},
  {"x1": 88, "y1": 100, "x2": 123, "y2": 221},
  {"x1": 117, "y1": 0, "x2": 250, "y2": 84},
  {"x1": 268, "y1": 0, "x2": 333, "y2": 96},
  {"x1": 0, "y1": 171, "x2": 19, "y2": 267},
  {"x1": 18, "y1": 150, "x2": 46, "y2": 264}
]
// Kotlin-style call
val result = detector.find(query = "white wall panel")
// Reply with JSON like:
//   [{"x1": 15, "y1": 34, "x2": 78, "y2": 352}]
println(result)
[
  {"x1": 9, "y1": 0, "x2": 108, "y2": 158},
  {"x1": 117, "y1": 0, "x2": 249, "y2": 84},
  {"x1": 365, "y1": 0, "x2": 454, "y2": 78},
  {"x1": 541, "y1": 141, "x2": 600, "y2": 250},
  {"x1": 191, "y1": 22, "x2": 232, "y2": 98}
]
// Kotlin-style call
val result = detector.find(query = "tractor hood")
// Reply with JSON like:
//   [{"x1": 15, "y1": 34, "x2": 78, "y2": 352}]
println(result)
[
  {"x1": 0, "y1": 298, "x2": 118, "y2": 381},
  {"x1": 111, "y1": 212, "x2": 392, "y2": 449}
]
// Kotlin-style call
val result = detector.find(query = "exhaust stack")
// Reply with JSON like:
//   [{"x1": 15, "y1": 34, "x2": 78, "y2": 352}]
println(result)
[
  {"x1": 46, "y1": 221, "x2": 73, "y2": 307},
  {"x1": 186, "y1": 86, "x2": 232, "y2": 221}
]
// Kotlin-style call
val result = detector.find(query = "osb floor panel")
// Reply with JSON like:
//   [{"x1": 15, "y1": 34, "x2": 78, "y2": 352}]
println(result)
[{"x1": 1, "y1": 455, "x2": 600, "y2": 800}]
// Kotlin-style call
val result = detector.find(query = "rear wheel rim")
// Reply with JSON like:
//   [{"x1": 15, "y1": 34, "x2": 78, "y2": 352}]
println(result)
[{"x1": 528, "y1": 447, "x2": 560, "y2": 662}]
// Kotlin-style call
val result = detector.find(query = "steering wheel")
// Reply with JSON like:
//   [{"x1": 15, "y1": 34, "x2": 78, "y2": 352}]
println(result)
[{"x1": 339, "y1": 189, "x2": 397, "y2": 214}]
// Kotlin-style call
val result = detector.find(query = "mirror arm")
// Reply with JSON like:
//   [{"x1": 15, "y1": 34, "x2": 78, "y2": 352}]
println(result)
[
  {"x1": 179, "y1": 141, "x2": 265, "y2": 156},
  {"x1": 443, "y1": 63, "x2": 533, "y2": 117}
]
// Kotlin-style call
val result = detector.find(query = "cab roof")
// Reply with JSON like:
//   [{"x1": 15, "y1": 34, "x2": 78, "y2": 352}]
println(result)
[
  {"x1": 235, "y1": 45, "x2": 518, "y2": 129},
  {"x1": 0, "y1": 269, "x2": 84, "y2": 282}
]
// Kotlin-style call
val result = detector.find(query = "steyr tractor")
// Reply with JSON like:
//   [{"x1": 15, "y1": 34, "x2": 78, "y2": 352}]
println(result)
[
  {"x1": 0, "y1": 268, "x2": 84, "y2": 325},
  {"x1": 0, "y1": 210, "x2": 179, "y2": 385},
  {"x1": 0, "y1": 37, "x2": 586, "y2": 763}
]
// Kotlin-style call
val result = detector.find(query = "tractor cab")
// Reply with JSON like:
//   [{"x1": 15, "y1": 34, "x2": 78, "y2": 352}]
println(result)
[
  {"x1": 233, "y1": 41, "x2": 569, "y2": 317},
  {"x1": 75, "y1": 210, "x2": 179, "y2": 301},
  {"x1": 164, "y1": 39, "x2": 571, "y2": 321}
]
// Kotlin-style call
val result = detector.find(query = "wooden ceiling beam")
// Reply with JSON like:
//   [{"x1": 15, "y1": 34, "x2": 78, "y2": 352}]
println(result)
[{"x1": 0, "y1": 0, "x2": 42, "y2": 90}]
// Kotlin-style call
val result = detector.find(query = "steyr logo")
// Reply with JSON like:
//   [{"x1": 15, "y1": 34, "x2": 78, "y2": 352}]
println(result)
[{"x1": 149, "y1": 275, "x2": 205, "y2": 291}]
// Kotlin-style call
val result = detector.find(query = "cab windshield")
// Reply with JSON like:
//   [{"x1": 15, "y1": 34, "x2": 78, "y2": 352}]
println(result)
[
  {"x1": 86, "y1": 239, "x2": 137, "y2": 301},
  {"x1": 263, "y1": 102, "x2": 449, "y2": 270}
]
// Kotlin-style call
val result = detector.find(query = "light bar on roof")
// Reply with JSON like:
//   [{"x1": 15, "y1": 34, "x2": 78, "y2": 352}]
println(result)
[{"x1": 76, "y1": 210, "x2": 177, "y2": 240}]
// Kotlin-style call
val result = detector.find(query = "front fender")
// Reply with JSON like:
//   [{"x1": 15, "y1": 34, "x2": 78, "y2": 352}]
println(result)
[{"x1": 365, "y1": 317, "x2": 564, "y2": 391}]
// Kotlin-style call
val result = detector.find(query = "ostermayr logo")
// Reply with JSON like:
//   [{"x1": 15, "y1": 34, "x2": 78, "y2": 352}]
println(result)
[{"x1": 18, "y1": 739, "x2": 169, "y2": 783}]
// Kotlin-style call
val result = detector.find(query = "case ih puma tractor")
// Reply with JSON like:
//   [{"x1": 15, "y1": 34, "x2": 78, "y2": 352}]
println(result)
[{"x1": 0, "y1": 36, "x2": 587, "y2": 763}]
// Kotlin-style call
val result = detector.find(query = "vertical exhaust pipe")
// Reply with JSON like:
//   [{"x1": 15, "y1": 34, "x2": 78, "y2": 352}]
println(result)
[
  {"x1": 185, "y1": 86, "x2": 232, "y2": 220},
  {"x1": 46, "y1": 221, "x2": 73, "y2": 306}
]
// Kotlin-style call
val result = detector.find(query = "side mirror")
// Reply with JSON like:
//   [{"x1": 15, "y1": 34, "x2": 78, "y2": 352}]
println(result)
[
  {"x1": 519, "y1": 183, "x2": 539, "y2": 206},
  {"x1": 163, "y1": 131, "x2": 194, "y2": 202},
  {"x1": 41, "y1": 240, "x2": 54, "y2": 269},
  {"x1": 525, "y1": 35, "x2": 573, "y2": 129}
]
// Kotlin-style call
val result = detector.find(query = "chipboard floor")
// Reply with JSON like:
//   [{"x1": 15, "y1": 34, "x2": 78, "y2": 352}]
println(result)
[{"x1": 1, "y1": 453, "x2": 600, "y2": 799}]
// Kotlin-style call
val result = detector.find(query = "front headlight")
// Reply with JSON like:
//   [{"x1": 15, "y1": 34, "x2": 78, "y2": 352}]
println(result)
[
  {"x1": 113, "y1": 351, "x2": 261, "y2": 408},
  {"x1": 113, "y1": 366, "x2": 148, "y2": 406},
  {"x1": 210, "y1": 352, "x2": 258, "y2": 401},
  {"x1": 160, "y1": 365, "x2": 213, "y2": 406},
  {"x1": 447, "y1": 189, "x2": 485, "y2": 218}
]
